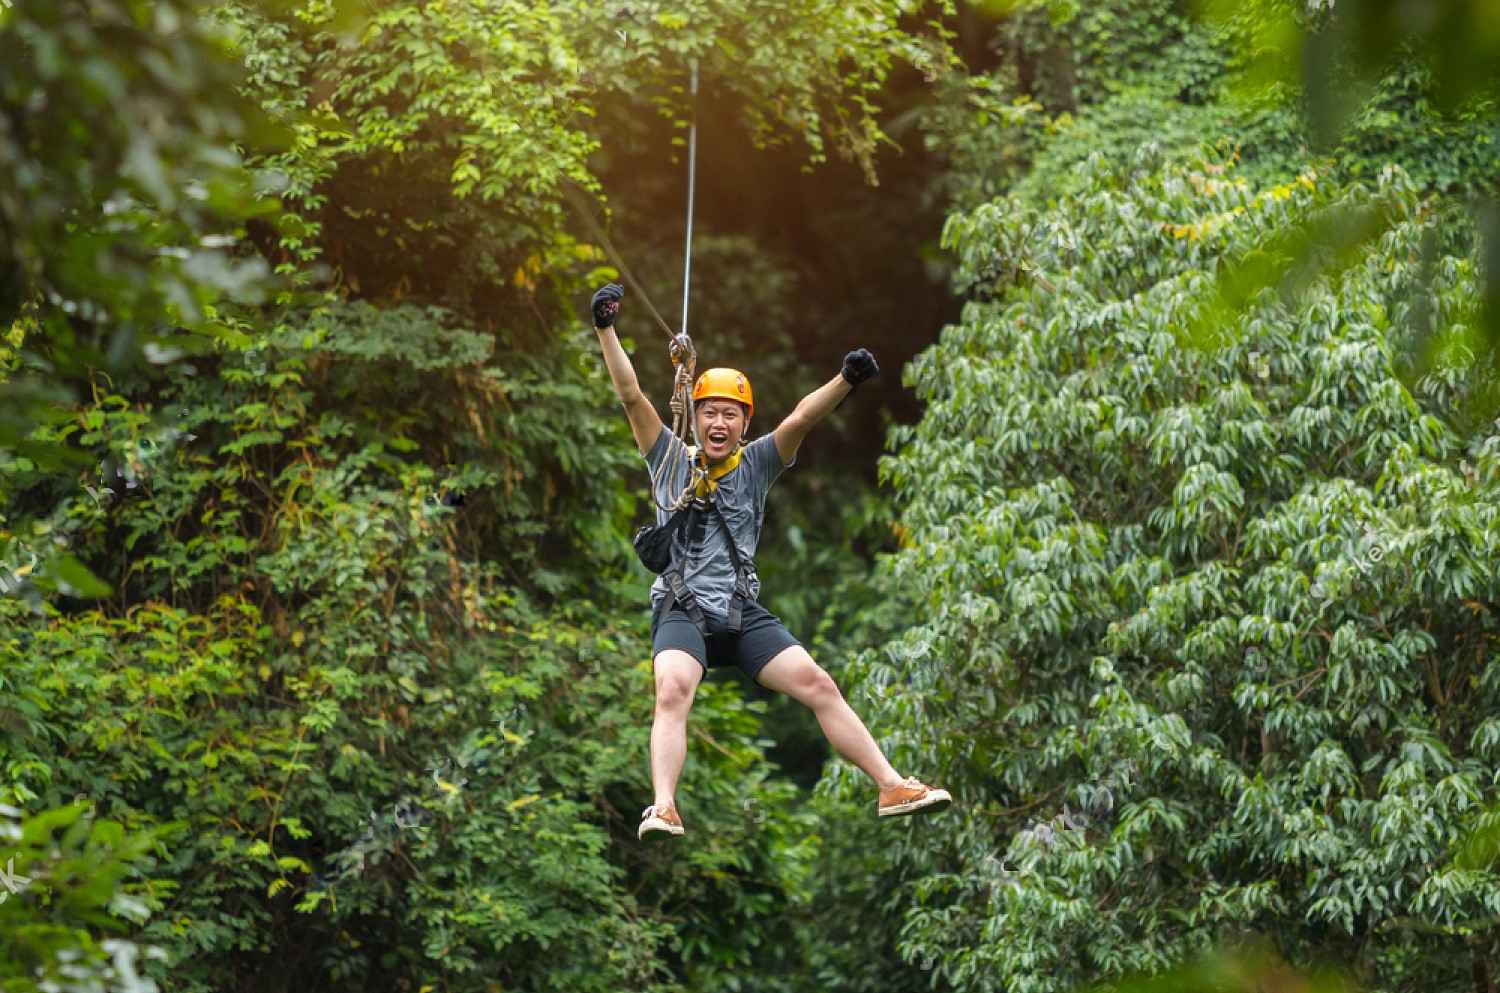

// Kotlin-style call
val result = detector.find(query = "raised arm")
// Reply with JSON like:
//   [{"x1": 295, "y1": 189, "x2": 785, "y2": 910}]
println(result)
[
  {"x1": 774, "y1": 348, "x2": 880, "y2": 465},
  {"x1": 591, "y1": 284, "x2": 664, "y2": 456}
]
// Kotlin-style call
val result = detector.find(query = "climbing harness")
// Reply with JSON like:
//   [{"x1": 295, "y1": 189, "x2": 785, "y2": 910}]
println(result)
[
  {"x1": 631, "y1": 444, "x2": 740, "y2": 571},
  {"x1": 567, "y1": 61, "x2": 757, "y2": 639},
  {"x1": 646, "y1": 496, "x2": 757, "y2": 638},
  {"x1": 651, "y1": 331, "x2": 710, "y2": 510}
]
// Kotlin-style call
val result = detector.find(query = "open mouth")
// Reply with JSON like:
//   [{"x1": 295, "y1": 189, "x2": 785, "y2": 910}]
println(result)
[{"x1": 707, "y1": 431, "x2": 729, "y2": 448}]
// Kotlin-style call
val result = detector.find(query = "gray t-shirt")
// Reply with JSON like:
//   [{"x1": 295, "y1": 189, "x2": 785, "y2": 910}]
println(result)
[{"x1": 644, "y1": 427, "x2": 793, "y2": 622}]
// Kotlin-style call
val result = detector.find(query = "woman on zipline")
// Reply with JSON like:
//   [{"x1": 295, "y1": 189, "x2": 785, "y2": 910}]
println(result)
[{"x1": 590, "y1": 283, "x2": 952, "y2": 840}]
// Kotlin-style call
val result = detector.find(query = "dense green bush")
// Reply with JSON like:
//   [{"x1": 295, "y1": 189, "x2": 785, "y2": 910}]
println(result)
[
  {"x1": 0, "y1": 0, "x2": 280, "y2": 465},
  {"x1": 0, "y1": 308, "x2": 838, "y2": 991},
  {"x1": 2, "y1": 1, "x2": 963, "y2": 988},
  {"x1": 8, "y1": 0, "x2": 1500, "y2": 990},
  {"x1": 837, "y1": 150, "x2": 1500, "y2": 992}
]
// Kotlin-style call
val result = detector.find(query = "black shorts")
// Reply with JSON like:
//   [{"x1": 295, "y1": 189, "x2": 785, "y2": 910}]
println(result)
[{"x1": 650, "y1": 599, "x2": 801, "y2": 683}]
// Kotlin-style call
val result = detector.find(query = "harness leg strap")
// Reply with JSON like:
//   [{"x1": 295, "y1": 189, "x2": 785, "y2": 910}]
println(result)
[
  {"x1": 667, "y1": 572, "x2": 709, "y2": 637},
  {"x1": 708, "y1": 503, "x2": 755, "y2": 636}
]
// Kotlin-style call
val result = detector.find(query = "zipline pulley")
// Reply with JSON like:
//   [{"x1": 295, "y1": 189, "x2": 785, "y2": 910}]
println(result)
[{"x1": 658, "y1": 331, "x2": 708, "y2": 509}]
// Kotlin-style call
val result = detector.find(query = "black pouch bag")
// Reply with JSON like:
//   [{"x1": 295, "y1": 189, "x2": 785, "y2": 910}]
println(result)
[{"x1": 633, "y1": 505, "x2": 696, "y2": 574}]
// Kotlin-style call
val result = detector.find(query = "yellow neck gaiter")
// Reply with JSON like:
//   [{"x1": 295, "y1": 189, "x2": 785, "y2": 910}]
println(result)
[{"x1": 690, "y1": 444, "x2": 743, "y2": 499}]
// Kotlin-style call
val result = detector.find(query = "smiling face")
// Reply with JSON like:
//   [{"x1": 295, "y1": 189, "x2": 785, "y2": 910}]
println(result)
[{"x1": 696, "y1": 399, "x2": 748, "y2": 464}]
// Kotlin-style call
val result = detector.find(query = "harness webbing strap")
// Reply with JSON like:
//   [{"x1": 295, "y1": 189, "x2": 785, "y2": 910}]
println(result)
[
  {"x1": 663, "y1": 571, "x2": 708, "y2": 635},
  {"x1": 661, "y1": 498, "x2": 754, "y2": 638},
  {"x1": 707, "y1": 503, "x2": 754, "y2": 635}
]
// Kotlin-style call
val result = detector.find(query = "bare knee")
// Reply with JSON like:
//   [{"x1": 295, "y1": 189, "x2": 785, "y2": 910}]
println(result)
[
  {"x1": 799, "y1": 667, "x2": 844, "y2": 710},
  {"x1": 653, "y1": 650, "x2": 701, "y2": 715},
  {"x1": 655, "y1": 673, "x2": 698, "y2": 714}
]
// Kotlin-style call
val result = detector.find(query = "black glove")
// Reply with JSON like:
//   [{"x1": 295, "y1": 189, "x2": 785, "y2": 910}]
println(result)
[
  {"x1": 591, "y1": 283, "x2": 623, "y2": 329},
  {"x1": 840, "y1": 348, "x2": 879, "y2": 387}
]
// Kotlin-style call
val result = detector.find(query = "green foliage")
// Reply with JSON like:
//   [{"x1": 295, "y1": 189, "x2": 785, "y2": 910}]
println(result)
[
  {"x1": 921, "y1": 0, "x2": 1301, "y2": 216},
  {"x1": 923, "y1": 0, "x2": 1500, "y2": 446},
  {"x1": 1206, "y1": 0, "x2": 1500, "y2": 137},
  {"x1": 0, "y1": 0, "x2": 280, "y2": 464},
  {"x1": 841, "y1": 150, "x2": 1500, "y2": 991},
  {"x1": 1334, "y1": 63, "x2": 1500, "y2": 195},
  {"x1": 0, "y1": 801, "x2": 172, "y2": 993},
  {"x1": 926, "y1": 0, "x2": 1498, "y2": 215},
  {"x1": 1074, "y1": 947, "x2": 1356, "y2": 993},
  {"x1": 227, "y1": 0, "x2": 957, "y2": 310},
  {"x1": 3, "y1": 2, "x2": 981, "y2": 986},
  {"x1": 998, "y1": 0, "x2": 1221, "y2": 113},
  {"x1": 919, "y1": 69, "x2": 1047, "y2": 211},
  {"x1": 0, "y1": 308, "x2": 838, "y2": 989},
  {"x1": 21, "y1": 0, "x2": 1500, "y2": 990}
]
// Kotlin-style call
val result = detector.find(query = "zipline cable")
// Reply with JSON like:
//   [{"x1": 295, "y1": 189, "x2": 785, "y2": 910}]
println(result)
[
  {"x1": 654, "y1": 57, "x2": 709, "y2": 510},
  {"x1": 681, "y1": 59, "x2": 699, "y2": 341},
  {"x1": 479, "y1": 66, "x2": 680, "y2": 342},
  {"x1": 487, "y1": 58, "x2": 708, "y2": 508}
]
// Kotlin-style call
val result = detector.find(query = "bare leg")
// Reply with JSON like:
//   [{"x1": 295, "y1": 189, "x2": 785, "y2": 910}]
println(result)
[
  {"x1": 755, "y1": 645, "x2": 904, "y2": 792},
  {"x1": 650, "y1": 650, "x2": 704, "y2": 807}
]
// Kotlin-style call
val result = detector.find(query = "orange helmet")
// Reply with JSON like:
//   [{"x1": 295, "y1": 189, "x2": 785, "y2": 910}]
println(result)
[{"x1": 693, "y1": 367, "x2": 753, "y2": 419}]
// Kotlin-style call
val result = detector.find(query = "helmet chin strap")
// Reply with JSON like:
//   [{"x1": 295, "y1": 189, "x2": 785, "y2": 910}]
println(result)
[
  {"x1": 697, "y1": 421, "x2": 747, "y2": 467},
  {"x1": 698, "y1": 443, "x2": 739, "y2": 468}
]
